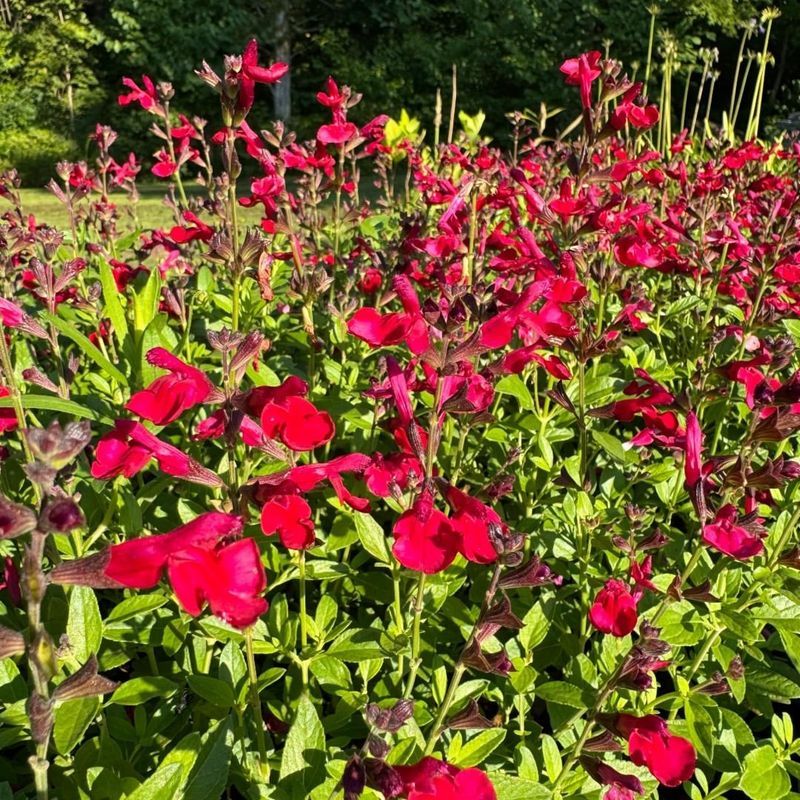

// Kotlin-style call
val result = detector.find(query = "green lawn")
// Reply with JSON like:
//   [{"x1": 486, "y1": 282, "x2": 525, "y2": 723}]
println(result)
[{"x1": 16, "y1": 185, "x2": 263, "y2": 231}]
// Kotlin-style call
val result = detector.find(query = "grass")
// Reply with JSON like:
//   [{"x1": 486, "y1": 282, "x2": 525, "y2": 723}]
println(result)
[{"x1": 16, "y1": 184, "x2": 263, "y2": 230}]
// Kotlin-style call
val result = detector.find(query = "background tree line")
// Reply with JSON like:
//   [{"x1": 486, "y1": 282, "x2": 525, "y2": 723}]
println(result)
[{"x1": 1, "y1": 0, "x2": 799, "y2": 182}]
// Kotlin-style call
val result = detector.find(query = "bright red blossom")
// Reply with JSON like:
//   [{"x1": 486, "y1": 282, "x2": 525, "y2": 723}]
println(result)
[
  {"x1": 616, "y1": 715, "x2": 697, "y2": 787},
  {"x1": 126, "y1": 348, "x2": 214, "y2": 425},
  {"x1": 588, "y1": 579, "x2": 638, "y2": 637}
]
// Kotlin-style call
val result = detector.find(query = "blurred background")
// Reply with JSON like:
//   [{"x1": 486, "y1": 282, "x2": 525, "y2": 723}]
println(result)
[{"x1": 1, "y1": 0, "x2": 800, "y2": 183}]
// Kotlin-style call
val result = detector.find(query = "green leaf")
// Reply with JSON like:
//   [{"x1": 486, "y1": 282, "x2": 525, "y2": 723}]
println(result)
[
  {"x1": 181, "y1": 718, "x2": 234, "y2": 800},
  {"x1": 495, "y1": 375, "x2": 534, "y2": 411},
  {"x1": 0, "y1": 394, "x2": 108, "y2": 422},
  {"x1": 739, "y1": 746, "x2": 790, "y2": 800},
  {"x1": 67, "y1": 587, "x2": 102, "y2": 662},
  {"x1": 125, "y1": 763, "x2": 183, "y2": 800},
  {"x1": 450, "y1": 729, "x2": 507, "y2": 767},
  {"x1": 140, "y1": 315, "x2": 179, "y2": 385},
  {"x1": 354, "y1": 511, "x2": 391, "y2": 563},
  {"x1": 105, "y1": 594, "x2": 169, "y2": 623},
  {"x1": 279, "y1": 694, "x2": 326, "y2": 796},
  {"x1": 591, "y1": 429, "x2": 626, "y2": 463},
  {"x1": 493, "y1": 775, "x2": 552, "y2": 800},
  {"x1": 111, "y1": 676, "x2": 178, "y2": 706},
  {"x1": 132, "y1": 267, "x2": 162, "y2": 336},
  {"x1": 540, "y1": 734, "x2": 562, "y2": 782},
  {"x1": 186, "y1": 675, "x2": 235, "y2": 708},
  {"x1": 99, "y1": 260, "x2": 131, "y2": 351},
  {"x1": 53, "y1": 697, "x2": 100, "y2": 755},
  {"x1": 327, "y1": 629, "x2": 387, "y2": 662},
  {"x1": 535, "y1": 681, "x2": 588, "y2": 709},
  {"x1": 44, "y1": 312, "x2": 129, "y2": 387},
  {"x1": 520, "y1": 600, "x2": 551, "y2": 652}
]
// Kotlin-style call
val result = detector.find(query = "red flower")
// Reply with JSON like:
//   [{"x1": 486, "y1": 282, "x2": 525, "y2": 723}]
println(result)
[
  {"x1": 444, "y1": 485, "x2": 500, "y2": 564},
  {"x1": 249, "y1": 453, "x2": 372, "y2": 513},
  {"x1": 0, "y1": 387, "x2": 18, "y2": 433},
  {"x1": 151, "y1": 149, "x2": 178, "y2": 178},
  {"x1": 248, "y1": 377, "x2": 335, "y2": 452},
  {"x1": 118, "y1": 75, "x2": 159, "y2": 112},
  {"x1": 392, "y1": 491, "x2": 459, "y2": 574},
  {"x1": 168, "y1": 538, "x2": 268, "y2": 628},
  {"x1": 1, "y1": 556, "x2": 21, "y2": 606},
  {"x1": 53, "y1": 513, "x2": 267, "y2": 629},
  {"x1": 616, "y1": 715, "x2": 696, "y2": 787},
  {"x1": 126, "y1": 348, "x2": 213, "y2": 425},
  {"x1": 348, "y1": 275, "x2": 430, "y2": 355},
  {"x1": 194, "y1": 410, "x2": 272, "y2": 450},
  {"x1": 359, "y1": 268, "x2": 383, "y2": 294},
  {"x1": 683, "y1": 411, "x2": 703, "y2": 490},
  {"x1": 588, "y1": 579, "x2": 638, "y2": 637},
  {"x1": 610, "y1": 84, "x2": 659, "y2": 131},
  {"x1": 478, "y1": 280, "x2": 550, "y2": 349},
  {"x1": 317, "y1": 121, "x2": 359, "y2": 146},
  {"x1": 560, "y1": 52, "x2": 602, "y2": 109},
  {"x1": 91, "y1": 420, "x2": 223, "y2": 487},
  {"x1": 260, "y1": 494, "x2": 315, "y2": 550},
  {"x1": 109, "y1": 259, "x2": 148, "y2": 291},
  {"x1": 104, "y1": 512, "x2": 242, "y2": 587},
  {"x1": 394, "y1": 758, "x2": 496, "y2": 800},
  {"x1": 237, "y1": 39, "x2": 289, "y2": 117},
  {"x1": 703, "y1": 504, "x2": 766, "y2": 560},
  {"x1": 169, "y1": 211, "x2": 215, "y2": 244},
  {"x1": 0, "y1": 298, "x2": 25, "y2": 327}
]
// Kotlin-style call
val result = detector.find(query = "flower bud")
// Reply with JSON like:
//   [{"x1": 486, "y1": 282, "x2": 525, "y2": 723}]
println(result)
[
  {"x1": 499, "y1": 555, "x2": 562, "y2": 590},
  {"x1": 364, "y1": 759, "x2": 403, "y2": 798},
  {"x1": 54, "y1": 655, "x2": 117, "y2": 701},
  {"x1": 365, "y1": 699, "x2": 414, "y2": 733},
  {"x1": 342, "y1": 755, "x2": 366, "y2": 800},
  {"x1": 0, "y1": 624, "x2": 25, "y2": 658},
  {"x1": 25, "y1": 420, "x2": 91, "y2": 469},
  {"x1": 447, "y1": 699, "x2": 495, "y2": 730},
  {"x1": 27, "y1": 694, "x2": 54, "y2": 745},
  {"x1": 0, "y1": 496, "x2": 37, "y2": 540},
  {"x1": 40, "y1": 498, "x2": 85, "y2": 533}
]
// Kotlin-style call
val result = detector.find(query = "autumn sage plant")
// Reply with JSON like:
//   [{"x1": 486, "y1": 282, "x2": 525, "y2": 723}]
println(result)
[{"x1": 1, "y1": 37, "x2": 800, "y2": 800}]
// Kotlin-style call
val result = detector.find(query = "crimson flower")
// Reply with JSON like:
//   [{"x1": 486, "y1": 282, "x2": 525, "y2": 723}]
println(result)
[
  {"x1": 246, "y1": 377, "x2": 334, "y2": 451},
  {"x1": 589, "y1": 579, "x2": 638, "y2": 637},
  {"x1": 169, "y1": 211, "x2": 215, "y2": 244},
  {"x1": 91, "y1": 420, "x2": 223, "y2": 487},
  {"x1": 444, "y1": 485, "x2": 500, "y2": 564},
  {"x1": 126, "y1": 348, "x2": 214, "y2": 425},
  {"x1": 347, "y1": 275, "x2": 430, "y2": 355},
  {"x1": 118, "y1": 75, "x2": 159, "y2": 112},
  {"x1": 248, "y1": 453, "x2": 372, "y2": 513},
  {"x1": 394, "y1": 758, "x2": 496, "y2": 800},
  {"x1": 616, "y1": 715, "x2": 696, "y2": 787},
  {"x1": 683, "y1": 411, "x2": 704, "y2": 490},
  {"x1": 260, "y1": 494, "x2": 315, "y2": 550},
  {"x1": 0, "y1": 388, "x2": 18, "y2": 433},
  {"x1": 560, "y1": 51, "x2": 602, "y2": 109},
  {"x1": 52, "y1": 513, "x2": 267, "y2": 629},
  {"x1": 392, "y1": 490, "x2": 459, "y2": 574},
  {"x1": 610, "y1": 84, "x2": 659, "y2": 131},
  {"x1": 702, "y1": 504, "x2": 766, "y2": 560},
  {"x1": 0, "y1": 298, "x2": 25, "y2": 328},
  {"x1": 168, "y1": 538, "x2": 267, "y2": 628},
  {"x1": 236, "y1": 39, "x2": 289, "y2": 118},
  {"x1": 151, "y1": 149, "x2": 177, "y2": 178}
]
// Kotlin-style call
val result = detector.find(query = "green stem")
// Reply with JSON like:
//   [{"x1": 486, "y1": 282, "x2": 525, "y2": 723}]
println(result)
[
  {"x1": 298, "y1": 549, "x2": 308, "y2": 655},
  {"x1": 403, "y1": 573, "x2": 427, "y2": 698},
  {"x1": 244, "y1": 627, "x2": 269, "y2": 781}
]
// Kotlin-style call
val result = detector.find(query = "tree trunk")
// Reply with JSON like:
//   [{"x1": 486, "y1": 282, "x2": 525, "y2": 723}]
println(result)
[{"x1": 273, "y1": 0, "x2": 291, "y2": 122}]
